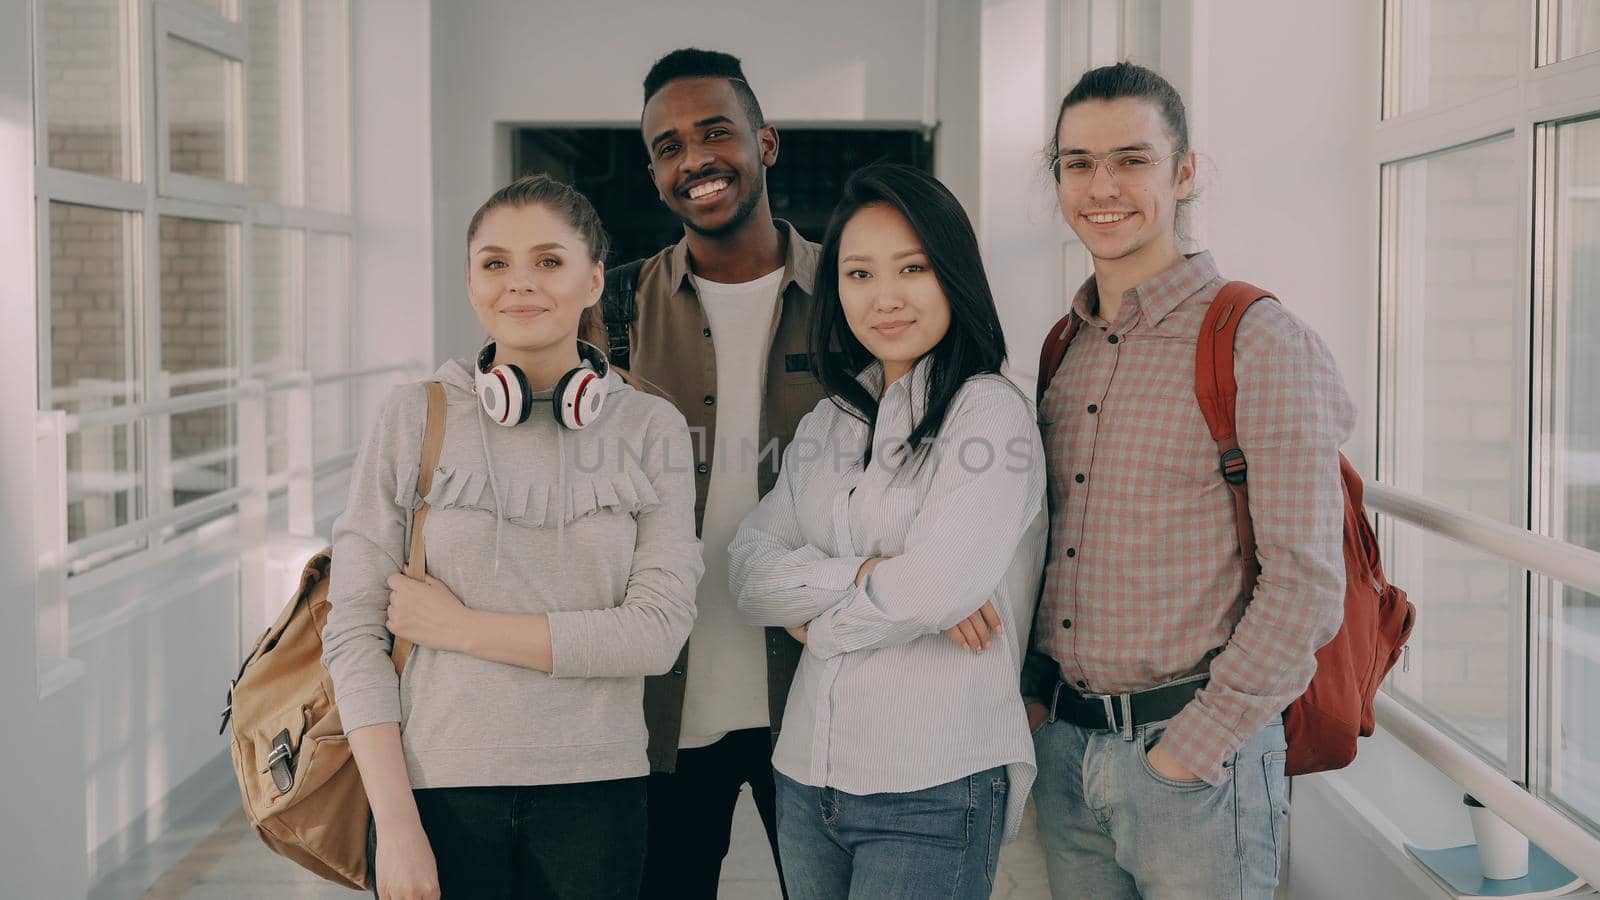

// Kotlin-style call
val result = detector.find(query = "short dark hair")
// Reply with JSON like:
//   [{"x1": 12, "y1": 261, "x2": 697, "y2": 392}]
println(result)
[
  {"x1": 810, "y1": 163, "x2": 1012, "y2": 469},
  {"x1": 642, "y1": 48, "x2": 766, "y2": 129}
]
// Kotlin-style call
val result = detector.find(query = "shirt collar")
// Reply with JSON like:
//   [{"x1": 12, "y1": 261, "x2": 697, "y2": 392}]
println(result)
[
  {"x1": 665, "y1": 219, "x2": 819, "y2": 297},
  {"x1": 852, "y1": 354, "x2": 935, "y2": 425},
  {"x1": 1069, "y1": 250, "x2": 1220, "y2": 329}
]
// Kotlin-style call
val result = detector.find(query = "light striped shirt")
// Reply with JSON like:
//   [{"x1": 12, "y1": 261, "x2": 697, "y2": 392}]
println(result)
[{"x1": 729, "y1": 358, "x2": 1047, "y2": 842}]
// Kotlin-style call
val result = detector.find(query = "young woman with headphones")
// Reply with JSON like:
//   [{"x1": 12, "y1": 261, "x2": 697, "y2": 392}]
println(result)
[{"x1": 322, "y1": 175, "x2": 703, "y2": 900}]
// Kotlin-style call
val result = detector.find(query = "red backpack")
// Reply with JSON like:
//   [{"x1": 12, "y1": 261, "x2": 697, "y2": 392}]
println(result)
[{"x1": 1035, "y1": 281, "x2": 1416, "y2": 776}]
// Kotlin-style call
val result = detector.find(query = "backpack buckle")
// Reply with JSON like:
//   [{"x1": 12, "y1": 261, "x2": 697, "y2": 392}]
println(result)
[
  {"x1": 1220, "y1": 448, "x2": 1248, "y2": 485},
  {"x1": 267, "y1": 729, "x2": 295, "y2": 793}
]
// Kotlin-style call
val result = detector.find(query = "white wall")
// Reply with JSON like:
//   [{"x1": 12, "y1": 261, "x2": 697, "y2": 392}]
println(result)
[
  {"x1": 979, "y1": 0, "x2": 1070, "y2": 382},
  {"x1": 1, "y1": 2, "x2": 89, "y2": 897},
  {"x1": 351, "y1": 0, "x2": 434, "y2": 483},
  {"x1": 428, "y1": 0, "x2": 976, "y2": 365},
  {"x1": 353, "y1": 0, "x2": 434, "y2": 378},
  {"x1": 1185, "y1": 0, "x2": 1382, "y2": 474}
]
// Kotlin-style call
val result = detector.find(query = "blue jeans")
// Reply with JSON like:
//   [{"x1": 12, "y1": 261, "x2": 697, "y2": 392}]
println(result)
[
  {"x1": 1031, "y1": 715, "x2": 1289, "y2": 900},
  {"x1": 774, "y1": 767, "x2": 1008, "y2": 900}
]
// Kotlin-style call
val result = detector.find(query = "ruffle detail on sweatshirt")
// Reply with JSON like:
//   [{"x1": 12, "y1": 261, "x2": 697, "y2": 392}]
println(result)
[{"x1": 395, "y1": 461, "x2": 660, "y2": 529}]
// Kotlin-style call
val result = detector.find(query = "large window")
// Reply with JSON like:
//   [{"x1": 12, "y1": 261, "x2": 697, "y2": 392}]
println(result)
[
  {"x1": 1543, "y1": 114, "x2": 1600, "y2": 826},
  {"x1": 35, "y1": 0, "x2": 353, "y2": 575},
  {"x1": 1379, "y1": 0, "x2": 1600, "y2": 831}
]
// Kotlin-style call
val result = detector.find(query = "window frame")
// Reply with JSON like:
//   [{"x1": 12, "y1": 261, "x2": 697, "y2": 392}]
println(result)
[
  {"x1": 1379, "y1": 0, "x2": 1600, "y2": 832},
  {"x1": 31, "y1": 0, "x2": 359, "y2": 627}
]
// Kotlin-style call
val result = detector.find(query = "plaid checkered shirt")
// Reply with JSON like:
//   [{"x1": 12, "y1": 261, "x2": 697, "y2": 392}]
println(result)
[{"x1": 1032, "y1": 251, "x2": 1355, "y2": 784}]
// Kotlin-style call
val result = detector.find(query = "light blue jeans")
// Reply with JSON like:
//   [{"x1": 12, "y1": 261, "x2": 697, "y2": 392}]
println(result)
[
  {"x1": 774, "y1": 767, "x2": 1008, "y2": 900},
  {"x1": 1031, "y1": 715, "x2": 1289, "y2": 900}
]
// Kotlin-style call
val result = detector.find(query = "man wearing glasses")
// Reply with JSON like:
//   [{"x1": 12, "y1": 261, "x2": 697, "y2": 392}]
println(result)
[{"x1": 1024, "y1": 62, "x2": 1355, "y2": 899}]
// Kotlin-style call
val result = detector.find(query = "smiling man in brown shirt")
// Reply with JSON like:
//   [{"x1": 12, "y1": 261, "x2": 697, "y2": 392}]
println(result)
[{"x1": 583, "y1": 48, "x2": 826, "y2": 899}]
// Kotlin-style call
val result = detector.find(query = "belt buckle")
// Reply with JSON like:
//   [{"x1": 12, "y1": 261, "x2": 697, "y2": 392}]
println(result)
[
  {"x1": 1098, "y1": 692, "x2": 1135, "y2": 740},
  {"x1": 1097, "y1": 693, "x2": 1118, "y2": 735},
  {"x1": 1048, "y1": 680, "x2": 1064, "y2": 724}
]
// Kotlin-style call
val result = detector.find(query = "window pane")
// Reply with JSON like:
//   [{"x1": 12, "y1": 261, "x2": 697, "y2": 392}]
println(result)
[
  {"x1": 250, "y1": 226, "x2": 298, "y2": 474},
  {"x1": 307, "y1": 233, "x2": 350, "y2": 459},
  {"x1": 1383, "y1": 135, "x2": 1525, "y2": 765},
  {"x1": 191, "y1": 0, "x2": 236, "y2": 21},
  {"x1": 1387, "y1": 0, "x2": 1520, "y2": 117},
  {"x1": 1546, "y1": 116, "x2": 1600, "y2": 825},
  {"x1": 48, "y1": 203, "x2": 143, "y2": 547},
  {"x1": 245, "y1": 0, "x2": 292, "y2": 203},
  {"x1": 166, "y1": 36, "x2": 241, "y2": 182},
  {"x1": 160, "y1": 216, "x2": 237, "y2": 515},
  {"x1": 1556, "y1": 0, "x2": 1600, "y2": 61},
  {"x1": 45, "y1": 0, "x2": 133, "y2": 179},
  {"x1": 249, "y1": 226, "x2": 298, "y2": 373},
  {"x1": 303, "y1": 0, "x2": 350, "y2": 212}
]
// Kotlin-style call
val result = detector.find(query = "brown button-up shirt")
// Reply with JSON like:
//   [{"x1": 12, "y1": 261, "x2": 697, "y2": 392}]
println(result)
[
  {"x1": 1031, "y1": 252, "x2": 1355, "y2": 784},
  {"x1": 588, "y1": 221, "x2": 829, "y2": 772}
]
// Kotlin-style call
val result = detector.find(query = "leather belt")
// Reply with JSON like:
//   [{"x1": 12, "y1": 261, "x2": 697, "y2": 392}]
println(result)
[{"x1": 1049, "y1": 674, "x2": 1208, "y2": 740}]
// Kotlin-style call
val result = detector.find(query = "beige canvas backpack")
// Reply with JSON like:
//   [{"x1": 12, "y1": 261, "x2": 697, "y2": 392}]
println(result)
[{"x1": 220, "y1": 382, "x2": 445, "y2": 889}]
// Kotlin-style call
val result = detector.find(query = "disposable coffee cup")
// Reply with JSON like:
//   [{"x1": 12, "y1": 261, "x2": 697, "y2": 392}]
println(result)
[{"x1": 1464, "y1": 794, "x2": 1529, "y2": 880}]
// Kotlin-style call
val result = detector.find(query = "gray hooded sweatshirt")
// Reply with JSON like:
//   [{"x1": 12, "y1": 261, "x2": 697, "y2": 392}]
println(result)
[{"x1": 322, "y1": 358, "x2": 702, "y2": 788}]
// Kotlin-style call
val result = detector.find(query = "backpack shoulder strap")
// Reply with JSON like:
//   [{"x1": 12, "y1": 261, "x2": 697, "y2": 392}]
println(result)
[
  {"x1": 1195, "y1": 281, "x2": 1277, "y2": 576},
  {"x1": 1036, "y1": 311, "x2": 1083, "y2": 407},
  {"x1": 394, "y1": 380, "x2": 447, "y2": 672},
  {"x1": 602, "y1": 259, "x2": 646, "y2": 371}
]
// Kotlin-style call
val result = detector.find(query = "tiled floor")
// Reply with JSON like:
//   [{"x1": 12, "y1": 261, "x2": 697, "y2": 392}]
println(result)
[{"x1": 124, "y1": 790, "x2": 1051, "y2": 899}]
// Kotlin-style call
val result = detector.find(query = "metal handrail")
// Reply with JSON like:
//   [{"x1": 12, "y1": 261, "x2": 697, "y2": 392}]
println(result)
[
  {"x1": 54, "y1": 362, "x2": 419, "y2": 434},
  {"x1": 311, "y1": 361, "x2": 416, "y2": 386},
  {"x1": 1364, "y1": 481, "x2": 1600, "y2": 596},
  {"x1": 1375, "y1": 693, "x2": 1600, "y2": 891},
  {"x1": 50, "y1": 362, "x2": 423, "y2": 563},
  {"x1": 1363, "y1": 479, "x2": 1600, "y2": 890},
  {"x1": 63, "y1": 383, "x2": 261, "y2": 434},
  {"x1": 68, "y1": 485, "x2": 252, "y2": 561}
]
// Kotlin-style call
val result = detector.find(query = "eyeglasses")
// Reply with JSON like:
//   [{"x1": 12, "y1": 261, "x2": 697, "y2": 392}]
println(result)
[{"x1": 1050, "y1": 149, "x2": 1183, "y2": 186}]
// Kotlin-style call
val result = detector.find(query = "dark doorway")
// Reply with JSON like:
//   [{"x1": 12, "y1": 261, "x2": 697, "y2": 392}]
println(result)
[{"x1": 511, "y1": 127, "x2": 933, "y2": 266}]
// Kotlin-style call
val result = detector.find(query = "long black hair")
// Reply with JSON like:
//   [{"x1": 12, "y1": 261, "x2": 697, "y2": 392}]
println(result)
[{"x1": 810, "y1": 163, "x2": 1008, "y2": 467}]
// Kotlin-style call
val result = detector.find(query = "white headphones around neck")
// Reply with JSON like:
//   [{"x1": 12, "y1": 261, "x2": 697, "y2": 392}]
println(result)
[{"x1": 475, "y1": 339, "x2": 611, "y2": 429}]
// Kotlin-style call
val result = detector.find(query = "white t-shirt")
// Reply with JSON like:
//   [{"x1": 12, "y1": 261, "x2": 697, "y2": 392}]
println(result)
[{"x1": 677, "y1": 267, "x2": 786, "y2": 749}]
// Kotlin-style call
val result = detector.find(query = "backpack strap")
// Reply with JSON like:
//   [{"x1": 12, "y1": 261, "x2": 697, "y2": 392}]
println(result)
[
  {"x1": 1195, "y1": 281, "x2": 1277, "y2": 581},
  {"x1": 602, "y1": 259, "x2": 646, "y2": 371},
  {"x1": 1036, "y1": 311, "x2": 1083, "y2": 407},
  {"x1": 393, "y1": 380, "x2": 447, "y2": 673}
]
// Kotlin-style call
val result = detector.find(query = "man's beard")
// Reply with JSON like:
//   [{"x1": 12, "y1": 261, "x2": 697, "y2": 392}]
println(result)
[{"x1": 682, "y1": 168, "x2": 766, "y2": 238}]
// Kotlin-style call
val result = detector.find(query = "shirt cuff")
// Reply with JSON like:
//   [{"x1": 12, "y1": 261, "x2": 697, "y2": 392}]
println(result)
[
  {"x1": 546, "y1": 610, "x2": 594, "y2": 678},
  {"x1": 335, "y1": 685, "x2": 403, "y2": 735},
  {"x1": 808, "y1": 556, "x2": 872, "y2": 593},
  {"x1": 1158, "y1": 701, "x2": 1241, "y2": 786}
]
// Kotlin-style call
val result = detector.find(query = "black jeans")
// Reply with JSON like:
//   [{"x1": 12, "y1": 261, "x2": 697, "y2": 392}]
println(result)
[
  {"x1": 368, "y1": 778, "x2": 647, "y2": 899},
  {"x1": 642, "y1": 727, "x2": 787, "y2": 899}
]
